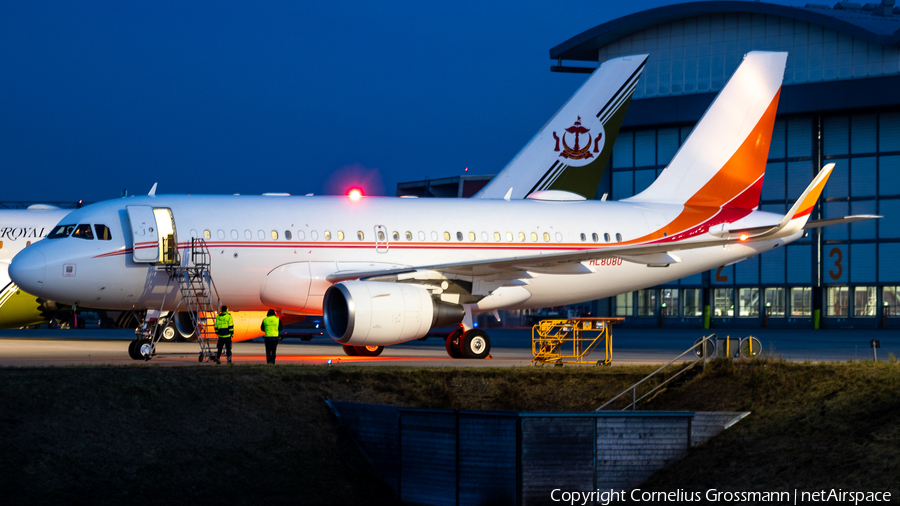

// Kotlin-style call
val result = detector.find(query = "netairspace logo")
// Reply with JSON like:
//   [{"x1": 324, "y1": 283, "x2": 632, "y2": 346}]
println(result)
[{"x1": 550, "y1": 488, "x2": 892, "y2": 505}]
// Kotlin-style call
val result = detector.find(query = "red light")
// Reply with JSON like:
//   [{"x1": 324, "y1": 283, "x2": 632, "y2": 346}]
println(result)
[
  {"x1": 348, "y1": 189, "x2": 362, "y2": 201},
  {"x1": 739, "y1": 233, "x2": 749, "y2": 241}
]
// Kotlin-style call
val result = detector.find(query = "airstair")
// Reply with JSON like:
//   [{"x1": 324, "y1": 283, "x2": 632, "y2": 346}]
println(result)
[{"x1": 138, "y1": 238, "x2": 221, "y2": 361}]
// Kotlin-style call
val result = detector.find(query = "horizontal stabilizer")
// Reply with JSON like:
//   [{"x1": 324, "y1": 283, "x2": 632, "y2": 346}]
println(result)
[{"x1": 804, "y1": 215, "x2": 882, "y2": 229}]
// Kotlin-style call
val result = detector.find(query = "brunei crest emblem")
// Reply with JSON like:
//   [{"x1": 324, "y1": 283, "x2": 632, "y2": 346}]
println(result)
[{"x1": 552, "y1": 116, "x2": 603, "y2": 161}]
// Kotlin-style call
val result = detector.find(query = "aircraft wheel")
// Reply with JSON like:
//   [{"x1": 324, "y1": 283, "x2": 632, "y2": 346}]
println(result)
[
  {"x1": 127, "y1": 340, "x2": 142, "y2": 360},
  {"x1": 159, "y1": 323, "x2": 177, "y2": 342},
  {"x1": 445, "y1": 328, "x2": 464, "y2": 359},
  {"x1": 356, "y1": 345, "x2": 384, "y2": 357},
  {"x1": 342, "y1": 345, "x2": 358, "y2": 356},
  {"x1": 138, "y1": 339, "x2": 155, "y2": 361},
  {"x1": 460, "y1": 329, "x2": 491, "y2": 359}
]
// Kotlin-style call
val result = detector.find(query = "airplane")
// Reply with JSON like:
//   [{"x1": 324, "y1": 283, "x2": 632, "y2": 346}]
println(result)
[
  {"x1": 474, "y1": 54, "x2": 645, "y2": 199},
  {"x1": 9, "y1": 52, "x2": 878, "y2": 361},
  {"x1": 0, "y1": 206, "x2": 72, "y2": 328}
]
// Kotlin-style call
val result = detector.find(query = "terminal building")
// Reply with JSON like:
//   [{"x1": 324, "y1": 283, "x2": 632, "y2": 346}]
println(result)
[{"x1": 400, "y1": 1, "x2": 900, "y2": 329}]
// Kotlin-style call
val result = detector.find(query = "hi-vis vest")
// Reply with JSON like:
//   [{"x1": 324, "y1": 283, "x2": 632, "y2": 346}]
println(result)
[
  {"x1": 215, "y1": 312, "x2": 234, "y2": 337},
  {"x1": 262, "y1": 315, "x2": 280, "y2": 338}
]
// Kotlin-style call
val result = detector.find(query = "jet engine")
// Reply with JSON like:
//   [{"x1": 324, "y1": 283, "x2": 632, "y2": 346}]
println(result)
[{"x1": 323, "y1": 280, "x2": 464, "y2": 346}]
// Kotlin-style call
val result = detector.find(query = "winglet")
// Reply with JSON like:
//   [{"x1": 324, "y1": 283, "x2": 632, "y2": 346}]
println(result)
[
  {"x1": 148, "y1": 183, "x2": 158, "y2": 197},
  {"x1": 780, "y1": 163, "x2": 834, "y2": 229}
]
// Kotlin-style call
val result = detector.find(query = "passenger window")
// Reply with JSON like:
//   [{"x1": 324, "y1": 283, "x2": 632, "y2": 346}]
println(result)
[
  {"x1": 543, "y1": 232, "x2": 550, "y2": 242},
  {"x1": 419, "y1": 231, "x2": 426, "y2": 241},
  {"x1": 337, "y1": 231, "x2": 344, "y2": 241},
  {"x1": 258, "y1": 230, "x2": 264, "y2": 240},
  {"x1": 47, "y1": 224, "x2": 76, "y2": 239},
  {"x1": 530, "y1": 232, "x2": 538, "y2": 242},
  {"x1": 431, "y1": 231, "x2": 438, "y2": 241},
  {"x1": 271, "y1": 230, "x2": 278, "y2": 240},
  {"x1": 217, "y1": 230, "x2": 225, "y2": 240},
  {"x1": 456, "y1": 232, "x2": 463, "y2": 241},
  {"x1": 311, "y1": 231, "x2": 319, "y2": 240},
  {"x1": 392, "y1": 231, "x2": 399, "y2": 241},
  {"x1": 444, "y1": 232, "x2": 451, "y2": 241},
  {"x1": 297, "y1": 230, "x2": 305, "y2": 240},
  {"x1": 555, "y1": 232, "x2": 563, "y2": 242},
  {"x1": 377, "y1": 231, "x2": 385, "y2": 241},
  {"x1": 204, "y1": 230, "x2": 211, "y2": 239},
  {"x1": 324, "y1": 231, "x2": 331, "y2": 240},
  {"x1": 616, "y1": 233, "x2": 622, "y2": 242},
  {"x1": 580, "y1": 233, "x2": 586, "y2": 242},
  {"x1": 94, "y1": 225, "x2": 112, "y2": 241},
  {"x1": 231, "y1": 230, "x2": 238, "y2": 240},
  {"x1": 405, "y1": 231, "x2": 412, "y2": 241},
  {"x1": 494, "y1": 232, "x2": 501, "y2": 242},
  {"x1": 244, "y1": 230, "x2": 252, "y2": 240},
  {"x1": 605, "y1": 233, "x2": 611, "y2": 242},
  {"x1": 285, "y1": 230, "x2": 292, "y2": 240},
  {"x1": 481, "y1": 232, "x2": 488, "y2": 241},
  {"x1": 469, "y1": 232, "x2": 476, "y2": 241},
  {"x1": 518, "y1": 232, "x2": 525, "y2": 242},
  {"x1": 358, "y1": 231, "x2": 365, "y2": 240},
  {"x1": 190, "y1": 229, "x2": 197, "y2": 238},
  {"x1": 72, "y1": 224, "x2": 94, "y2": 240},
  {"x1": 506, "y1": 232, "x2": 513, "y2": 242}
]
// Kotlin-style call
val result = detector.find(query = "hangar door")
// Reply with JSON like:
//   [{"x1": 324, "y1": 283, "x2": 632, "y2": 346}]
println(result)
[{"x1": 126, "y1": 206, "x2": 177, "y2": 263}]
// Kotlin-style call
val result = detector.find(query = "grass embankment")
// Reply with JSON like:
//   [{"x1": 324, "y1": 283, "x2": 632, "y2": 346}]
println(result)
[{"x1": 0, "y1": 361, "x2": 898, "y2": 504}]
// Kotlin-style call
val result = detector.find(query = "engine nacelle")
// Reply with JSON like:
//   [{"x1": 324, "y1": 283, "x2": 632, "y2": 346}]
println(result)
[{"x1": 324, "y1": 281, "x2": 464, "y2": 346}]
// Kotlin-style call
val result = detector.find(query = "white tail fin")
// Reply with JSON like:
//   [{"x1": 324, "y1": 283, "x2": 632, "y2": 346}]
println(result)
[
  {"x1": 475, "y1": 54, "x2": 647, "y2": 200},
  {"x1": 628, "y1": 52, "x2": 787, "y2": 210}
]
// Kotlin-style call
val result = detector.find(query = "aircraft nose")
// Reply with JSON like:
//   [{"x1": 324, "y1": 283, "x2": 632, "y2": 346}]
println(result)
[{"x1": 9, "y1": 249, "x2": 46, "y2": 297}]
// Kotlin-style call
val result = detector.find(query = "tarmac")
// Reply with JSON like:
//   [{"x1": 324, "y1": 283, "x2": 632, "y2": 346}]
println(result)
[{"x1": 0, "y1": 326, "x2": 895, "y2": 367}]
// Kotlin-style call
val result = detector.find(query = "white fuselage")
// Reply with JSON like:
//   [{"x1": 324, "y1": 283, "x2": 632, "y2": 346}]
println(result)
[
  {"x1": 1, "y1": 208, "x2": 71, "y2": 287},
  {"x1": 9, "y1": 195, "x2": 798, "y2": 317}
]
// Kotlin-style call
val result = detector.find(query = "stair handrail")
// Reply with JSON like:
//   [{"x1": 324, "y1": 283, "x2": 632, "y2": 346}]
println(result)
[{"x1": 595, "y1": 333, "x2": 716, "y2": 411}]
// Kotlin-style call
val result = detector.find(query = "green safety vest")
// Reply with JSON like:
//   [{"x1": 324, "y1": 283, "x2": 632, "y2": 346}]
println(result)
[
  {"x1": 262, "y1": 315, "x2": 280, "y2": 338},
  {"x1": 215, "y1": 312, "x2": 234, "y2": 337}
]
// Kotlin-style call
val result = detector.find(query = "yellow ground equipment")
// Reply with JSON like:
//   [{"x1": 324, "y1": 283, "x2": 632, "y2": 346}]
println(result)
[{"x1": 531, "y1": 317, "x2": 623, "y2": 366}]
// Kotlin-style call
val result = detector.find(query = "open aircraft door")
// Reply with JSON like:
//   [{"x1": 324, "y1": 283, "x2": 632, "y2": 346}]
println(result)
[{"x1": 126, "y1": 206, "x2": 177, "y2": 263}]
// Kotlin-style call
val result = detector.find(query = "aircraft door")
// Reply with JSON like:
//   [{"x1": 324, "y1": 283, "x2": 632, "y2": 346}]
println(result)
[
  {"x1": 374, "y1": 225, "x2": 389, "y2": 253},
  {"x1": 126, "y1": 206, "x2": 177, "y2": 263},
  {"x1": 127, "y1": 206, "x2": 161, "y2": 263}
]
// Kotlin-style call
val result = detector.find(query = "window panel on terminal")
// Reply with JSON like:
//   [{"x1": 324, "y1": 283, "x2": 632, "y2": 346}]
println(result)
[
  {"x1": 94, "y1": 225, "x2": 112, "y2": 240},
  {"x1": 72, "y1": 224, "x2": 94, "y2": 240},
  {"x1": 47, "y1": 224, "x2": 76, "y2": 239}
]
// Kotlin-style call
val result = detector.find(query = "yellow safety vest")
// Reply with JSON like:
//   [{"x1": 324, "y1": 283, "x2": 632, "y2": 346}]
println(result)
[
  {"x1": 262, "y1": 315, "x2": 280, "y2": 338},
  {"x1": 215, "y1": 312, "x2": 234, "y2": 337}
]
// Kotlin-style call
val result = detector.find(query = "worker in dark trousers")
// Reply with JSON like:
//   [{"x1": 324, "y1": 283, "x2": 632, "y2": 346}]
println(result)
[
  {"x1": 261, "y1": 309, "x2": 283, "y2": 364},
  {"x1": 214, "y1": 305, "x2": 234, "y2": 364}
]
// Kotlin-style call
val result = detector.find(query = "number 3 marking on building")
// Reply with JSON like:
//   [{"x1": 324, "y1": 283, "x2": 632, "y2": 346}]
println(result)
[{"x1": 828, "y1": 247, "x2": 843, "y2": 280}]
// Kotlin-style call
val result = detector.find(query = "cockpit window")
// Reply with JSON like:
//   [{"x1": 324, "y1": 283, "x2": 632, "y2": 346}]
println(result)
[
  {"x1": 72, "y1": 224, "x2": 94, "y2": 240},
  {"x1": 94, "y1": 225, "x2": 112, "y2": 241},
  {"x1": 47, "y1": 224, "x2": 76, "y2": 239}
]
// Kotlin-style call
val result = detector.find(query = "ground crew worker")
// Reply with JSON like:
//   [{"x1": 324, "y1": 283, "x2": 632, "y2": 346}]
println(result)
[
  {"x1": 261, "y1": 309, "x2": 283, "y2": 364},
  {"x1": 214, "y1": 305, "x2": 234, "y2": 364}
]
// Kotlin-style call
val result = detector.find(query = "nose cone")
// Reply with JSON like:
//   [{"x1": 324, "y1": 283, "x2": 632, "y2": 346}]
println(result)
[{"x1": 9, "y1": 249, "x2": 46, "y2": 297}]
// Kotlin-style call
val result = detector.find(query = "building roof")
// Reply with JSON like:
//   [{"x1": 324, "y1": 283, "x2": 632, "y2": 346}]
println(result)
[{"x1": 551, "y1": 1, "x2": 900, "y2": 62}]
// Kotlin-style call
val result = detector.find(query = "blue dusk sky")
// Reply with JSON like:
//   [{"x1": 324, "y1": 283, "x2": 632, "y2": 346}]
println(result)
[{"x1": 1, "y1": 0, "x2": 800, "y2": 203}]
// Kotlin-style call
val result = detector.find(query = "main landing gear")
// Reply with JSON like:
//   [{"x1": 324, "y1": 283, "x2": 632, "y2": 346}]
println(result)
[
  {"x1": 342, "y1": 344, "x2": 385, "y2": 357},
  {"x1": 445, "y1": 328, "x2": 491, "y2": 359}
]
